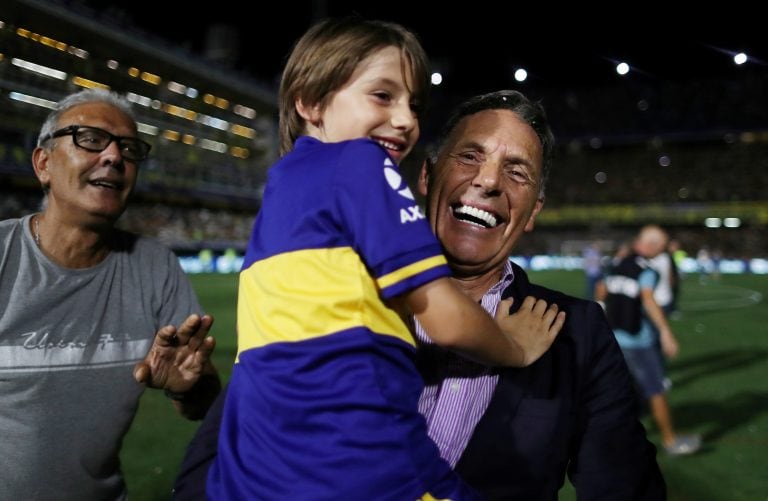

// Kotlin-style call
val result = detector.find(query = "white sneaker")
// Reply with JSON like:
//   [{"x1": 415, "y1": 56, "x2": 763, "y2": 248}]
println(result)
[{"x1": 664, "y1": 434, "x2": 702, "y2": 456}]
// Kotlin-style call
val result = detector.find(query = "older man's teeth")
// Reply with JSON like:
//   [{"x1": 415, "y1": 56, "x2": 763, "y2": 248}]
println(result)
[{"x1": 453, "y1": 205, "x2": 498, "y2": 228}]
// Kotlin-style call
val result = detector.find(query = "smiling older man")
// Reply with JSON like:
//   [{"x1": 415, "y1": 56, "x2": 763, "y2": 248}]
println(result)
[
  {"x1": 416, "y1": 90, "x2": 665, "y2": 499},
  {"x1": 172, "y1": 90, "x2": 665, "y2": 500}
]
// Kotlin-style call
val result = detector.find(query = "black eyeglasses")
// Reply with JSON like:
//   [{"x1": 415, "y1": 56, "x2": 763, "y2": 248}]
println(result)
[{"x1": 41, "y1": 125, "x2": 151, "y2": 162}]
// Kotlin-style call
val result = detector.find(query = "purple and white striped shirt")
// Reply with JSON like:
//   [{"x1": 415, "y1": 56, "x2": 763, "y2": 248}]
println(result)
[{"x1": 416, "y1": 260, "x2": 515, "y2": 467}]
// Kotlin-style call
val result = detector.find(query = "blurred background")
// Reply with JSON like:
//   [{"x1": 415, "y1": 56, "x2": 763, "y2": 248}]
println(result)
[
  {"x1": 3, "y1": 2, "x2": 767, "y2": 500},
  {"x1": 2, "y1": 0, "x2": 767, "y2": 271}
]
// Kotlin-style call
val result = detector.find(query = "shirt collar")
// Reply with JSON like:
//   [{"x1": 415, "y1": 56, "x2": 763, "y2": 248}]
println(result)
[
  {"x1": 487, "y1": 259, "x2": 515, "y2": 297},
  {"x1": 414, "y1": 260, "x2": 516, "y2": 345}
]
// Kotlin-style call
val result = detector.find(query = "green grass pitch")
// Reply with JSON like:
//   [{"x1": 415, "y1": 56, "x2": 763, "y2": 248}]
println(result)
[{"x1": 121, "y1": 270, "x2": 768, "y2": 500}]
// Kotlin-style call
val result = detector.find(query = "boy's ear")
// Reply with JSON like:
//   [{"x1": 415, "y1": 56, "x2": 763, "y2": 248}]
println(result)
[{"x1": 295, "y1": 99, "x2": 321, "y2": 125}]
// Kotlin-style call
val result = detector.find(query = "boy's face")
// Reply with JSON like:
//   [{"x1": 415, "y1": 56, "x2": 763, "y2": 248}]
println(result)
[{"x1": 299, "y1": 46, "x2": 419, "y2": 165}]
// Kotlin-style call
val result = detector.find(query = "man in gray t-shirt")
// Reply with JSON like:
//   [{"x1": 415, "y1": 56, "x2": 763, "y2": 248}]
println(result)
[{"x1": 0, "y1": 89, "x2": 221, "y2": 500}]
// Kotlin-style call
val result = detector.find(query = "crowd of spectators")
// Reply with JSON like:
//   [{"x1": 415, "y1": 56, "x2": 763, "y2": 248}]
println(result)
[
  {"x1": 2, "y1": 70, "x2": 765, "y2": 259},
  {"x1": 537, "y1": 72, "x2": 768, "y2": 142},
  {"x1": 517, "y1": 226, "x2": 764, "y2": 262},
  {"x1": 0, "y1": 186, "x2": 255, "y2": 253},
  {"x1": 2, "y1": 185, "x2": 763, "y2": 260},
  {"x1": 5, "y1": 133, "x2": 764, "y2": 209},
  {"x1": 547, "y1": 138, "x2": 768, "y2": 205}
]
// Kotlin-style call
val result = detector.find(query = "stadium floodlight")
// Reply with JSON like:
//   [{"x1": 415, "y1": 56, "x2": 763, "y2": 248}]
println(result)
[
  {"x1": 704, "y1": 217, "x2": 722, "y2": 228},
  {"x1": 11, "y1": 58, "x2": 66, "y2": 80}
]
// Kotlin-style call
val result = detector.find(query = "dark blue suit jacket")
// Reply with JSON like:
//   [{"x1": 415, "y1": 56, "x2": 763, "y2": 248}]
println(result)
[
  {"x1": 172, "y1": 263, "x2": 665, "y2": 500},
  {"x1": 452, "y1": 263, "x2": 666, "y2": 500}
]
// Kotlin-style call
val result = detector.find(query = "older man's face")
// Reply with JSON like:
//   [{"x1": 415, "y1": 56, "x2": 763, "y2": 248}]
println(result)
[
  {"x1": 33, "y1": 102, "x2": 140, "y2": 225},
  {"x1": 418, "y1": 109, "x2": 544, "y2": 277}
]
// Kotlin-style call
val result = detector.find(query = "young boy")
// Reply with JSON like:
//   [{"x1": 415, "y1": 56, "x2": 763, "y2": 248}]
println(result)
[{"x1": 207, "y1": 17, "x2": 564, "y2": 500}]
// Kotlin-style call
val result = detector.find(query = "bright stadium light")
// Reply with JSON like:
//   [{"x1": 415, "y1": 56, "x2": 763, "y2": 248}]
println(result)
[{"x1": 704, "y1": 217, "x2": 722, "y2": 228}]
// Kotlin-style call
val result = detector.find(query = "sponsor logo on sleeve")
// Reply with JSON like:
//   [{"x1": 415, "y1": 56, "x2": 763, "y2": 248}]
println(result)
[{"x1": 383, "y1": 158, "x2": 425, "y2": 224}]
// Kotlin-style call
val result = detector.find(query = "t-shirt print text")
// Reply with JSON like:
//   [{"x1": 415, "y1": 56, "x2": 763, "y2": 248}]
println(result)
[{"x1": 20, "y1": 331, "x2": 122, "y2": 350}]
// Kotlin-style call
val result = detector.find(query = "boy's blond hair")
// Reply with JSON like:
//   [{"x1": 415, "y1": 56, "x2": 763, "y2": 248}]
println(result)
[{"x1": 278, "y1": 16, "x2": 430, "y2": 155}]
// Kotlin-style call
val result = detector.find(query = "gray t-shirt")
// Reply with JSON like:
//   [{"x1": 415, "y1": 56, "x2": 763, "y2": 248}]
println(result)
[{"x1": 0, "y1": 215, "x2": 203, "y2": 500}]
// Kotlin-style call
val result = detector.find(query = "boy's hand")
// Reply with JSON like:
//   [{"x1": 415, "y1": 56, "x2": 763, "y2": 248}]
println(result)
[{"x1": 494, "y1": 296, "x2": 565, "y2": 367}]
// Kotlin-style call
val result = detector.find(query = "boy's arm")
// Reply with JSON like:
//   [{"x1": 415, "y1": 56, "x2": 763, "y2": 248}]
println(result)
[{"x1": 393, "y1": 277, "x2": 564, "y2": 367}]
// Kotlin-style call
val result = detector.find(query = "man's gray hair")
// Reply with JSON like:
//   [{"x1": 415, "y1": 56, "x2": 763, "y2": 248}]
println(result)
[{"x1": 37, "y1": 89, "x2": 137, "y2": 146}]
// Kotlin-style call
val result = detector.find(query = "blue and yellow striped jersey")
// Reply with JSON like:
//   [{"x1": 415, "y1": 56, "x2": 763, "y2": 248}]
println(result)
[{"x1": 208, "y1": 137, "x2": 479, "y2": 500}]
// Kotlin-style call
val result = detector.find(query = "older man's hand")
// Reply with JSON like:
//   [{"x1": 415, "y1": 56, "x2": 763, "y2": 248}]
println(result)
[{"x1": 133, "y1": 313, "x2": 216, "y2": 393}]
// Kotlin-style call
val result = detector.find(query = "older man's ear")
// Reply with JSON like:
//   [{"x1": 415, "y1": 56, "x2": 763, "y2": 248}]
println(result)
[
  {"x1": 524, "y1": 197, "x2": 545, "y2": 233},
  {"x1": 417, "y1": 158, "x2": 432, "y2": 197}
]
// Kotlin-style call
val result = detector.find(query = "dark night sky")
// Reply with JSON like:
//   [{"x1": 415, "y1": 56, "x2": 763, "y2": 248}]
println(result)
[{"x1": 94, "y1": 0, "x2": 766, "y2": 98}]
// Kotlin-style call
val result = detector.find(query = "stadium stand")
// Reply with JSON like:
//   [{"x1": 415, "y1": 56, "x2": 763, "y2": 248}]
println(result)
[{"x1": 2, "y1": 0, "x2": 766, "y2": 261}]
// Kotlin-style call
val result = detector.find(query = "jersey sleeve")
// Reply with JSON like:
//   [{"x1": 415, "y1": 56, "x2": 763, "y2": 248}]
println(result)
[{"x1": 331, "y1": 140, "x2": 450, "y2": 299}]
